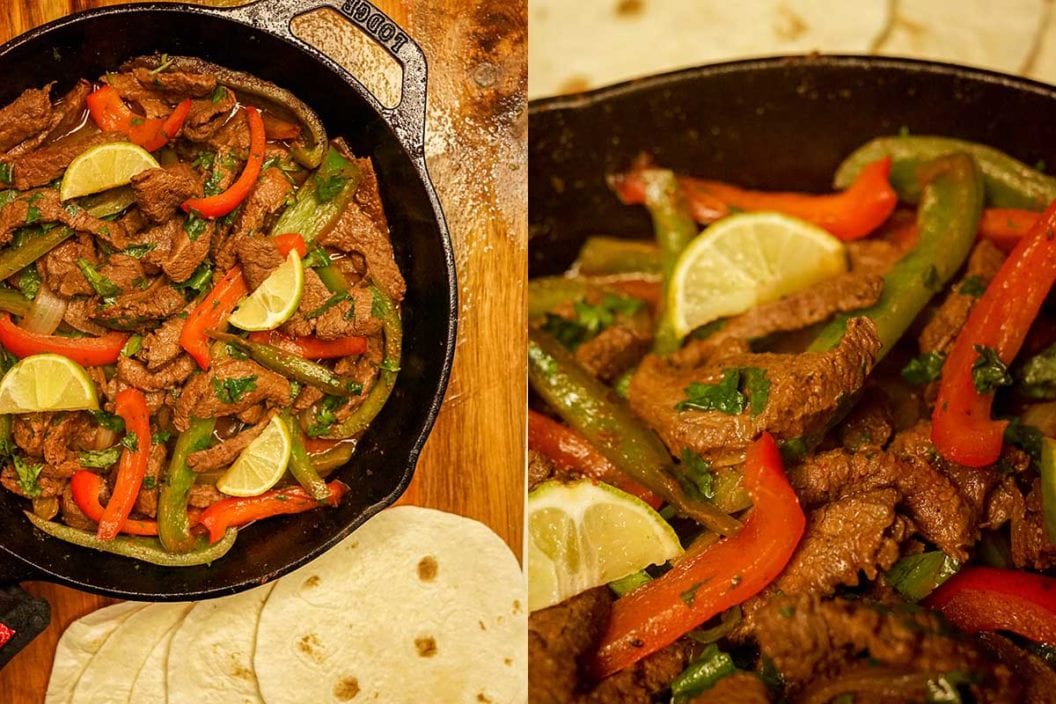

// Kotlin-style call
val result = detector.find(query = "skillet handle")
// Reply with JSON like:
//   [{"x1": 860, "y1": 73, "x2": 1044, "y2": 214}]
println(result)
[
  {"x1": 0, "y1": 555, "x2": 50, "y2": 669},
  {"x1": 227, "y1": 0, "x2": 428, "y2": 155}
]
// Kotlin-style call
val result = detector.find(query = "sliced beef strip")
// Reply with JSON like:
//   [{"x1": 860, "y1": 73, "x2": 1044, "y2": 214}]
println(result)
[
  {"x1": 131, "y1": 68, "x2": 217, "y2": 97},
  {"x1": 837, "y1": 387, "x2": 894, "y2": 452},
  {"x1": 43, "y1": 80, "x2": 92, "y2": 144},
  {"x1": 139, "y1": 312, "x2": 188, "y2": 371},
  {"x1": 1008, "y1": 478, "x2": 1056, "y2": 570},
  {"x1": 317, "y1": 156, "x2": 406, "y2": 302},
  {"x1": 845, "y1": 238, "x2": 906, "y2": 275},
  {"x1": 63, "y1": 298, "x2": 109, "y2": 336},
  {"x1": 12, "y1": 414, "x2": 48, "y2": 457},
  {"x1": 280, "y1": 268, "x2": 333, "y2": 337},
  {"x1": 0, "y1": 86, "x2": 52, "y2": 153},
  {"x1": 183, "y1": 87, "x2": 237, "y2": 142},
  {"x1": 11, "y1": 129, "x2": 127, "y2": 191},
  {"x1": 574, "y1": 325, "x2": 651, "y2": 383},
  {"x1": 60, "y1": 482, "x2": 95, "y2": 531},
  {"x1": 291, "y1": 384, "x2": 324, "y2": 414},
  {"x1": 629, "y1": 316, "x2": 880, "y2": 466},
  {"x1": 91, "y1": 279, "x2": 185, "y2": 331},
  {"x1": 528, "y1": 448, "x2": 559, "y2": 490},
  {"x1": 133, "y1": 442, "x2": 168, "y2": 518},
  {"x1": 130, "y1": 163, "x2": 203, "y2": 223},
  {"x1": 130, "y1": 219, "x2": 179, "y2": 270},
  {"x1": 42, "y1": 413, "x2": 93, "y2": 479},
  {"x1": 233, "y1": 234, "x2": 283, "y2": 290},
  {"x1": 714, "y1": 272, "x2": 883, "y2": 343},
  {"x1": 314, "y1": 284, "x2": 384, "y2": 340},
  {"x1": 161, "y1": 218, "x2": 212, "y2": 283},
  {"x1": 754, "y1": 594, "x2": 1018, "y2": 701},
  {"x1": 1, "y1": 465, "x2": 64, "y2": 498},
  {"x1": 919, "y1": 239, "x2": 1005, "y2": 355},
  {"x1": 172, "y1": 358, "x2": 292, "y2": 431},
  {"x1": 103, "y1": 72, "x2": 171, "y2": 118},
  {"x1": 38, "y1": 234, "x2": 96, "y2": 296},
  {"x1": 978, "y1": 633, "x2": 1056, "y2": 704},
  {"x1": 688, "y1": 673, "x2": 772, "y2": 704},
  {"x1": 117, "y1": 355, "x2": 197, "y2": 393},
  {"x1": 187, "y1": 411, "x2": 273, "y2": 472},
  {"x1": 229, "y1": 166, "x2": 294, "y2": 238},
  {"x1": 528, "y1": 587, "x2": 694, "y2": 704},
  {"x1": 205, "y1": 108, "x2": 250, "y2": 153},
  {"x1": 1, "y1": 189, "x2": 125, "y2": 248},
  {"x1": 98, "y1": 254, "x2": 146, "y2": 293},
  {"x1": 188, "y1": 483, "x2": 226, "y2": 508}
]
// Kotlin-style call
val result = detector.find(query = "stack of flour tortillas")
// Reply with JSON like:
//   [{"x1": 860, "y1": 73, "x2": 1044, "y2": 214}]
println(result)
[{"x1": 44, "y1": 506, "x2": 527, "y2": 703}]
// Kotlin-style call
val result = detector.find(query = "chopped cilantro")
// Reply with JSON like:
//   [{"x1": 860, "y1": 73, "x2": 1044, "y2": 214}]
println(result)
[
  {"x1": 922, "y1": 264, "x2": 941, "y2": 291},
  {"x1": 1004, "y1": 418, "x2": 1042, "y2": 463},
  {"x1": 676, "y1": 367, "x2": 771, "y2": 416},
  {"x1": 123, "y1": 243, "x2": 156, "y2": 259},
  {"x1": 192, "y1": 151, "x2": 216, "y2": 171},
  {"x1": 177, "y1": 263, "x2": 213, "y2": 296},
  {"x1": 90, "y1": 410, "x2": 125, "y2": 433},
  {"x1": 212, "y1": 375, "x2": 258, "y2": 404},
  {"x1": 121, "y1": 334, "x2": 143, "y2": 357},
  {"x1": 679, "y1": 449, "x2": 715, "y2": 500},
  {"x1": 971, "y1": 345, "x2": 1012, "y2": 394},
  {"x1": 25, "y1": 205, "x2": 41, "y2": 225},
  {"x1": 148, "y1": 53, "x2": 173, "y2": 75},
  {"x1": 142, "y1": 476, "x2": 157, "y2": 490},
  {"x1": 210, "y1": 85, "x2": 226, "y2": 104},
  {"x1": 0, "y1": 163, "x2": 11, "y2": 185},
  {"x1": 539, "y1": 293, "x2": 645, "y2": 350},
  {"x1": 778, "y1": 605, "x2": 796, "y2": 618},
  {"x1": 152, "y1": 429, "x2": 172, "y2": 445},
  {"x1": 76, "y1": 258, "x2": 121, "y2": 298},
  {"x1": 121, "y1": 433, "x2": 139, "y2": 452},
  {"x1": 17, "y1": 267, "x2": 40, "y2": 300},
  {"x1": 902, "y1": 351, "x2": 946, "y2": 385},
  {"x1": 958, "y1": 275, "x2": 987, "y2": 297},
  {"x1": 680, "y1": 581, "x2": 705, "y2": 606},
  {"x1": 225, "y1": 343, "x2": 249, "y2": 360},
  {"x1": 306, "y1": 291, "x2": 348, "y2": 319},
  {"x1": 78, "y1": 447, "x2": 121, "y2": 469},
  {"x1": 741, "y1": 367, "x2": 770, "y2": 417},
  {"x1": 13, "y1": 454, "x2": 43, "y2": 497},
  {"x1": 184, "y1": 211, "x2": 207, "y2": 241},
  {"x1": 307, "y1": 395, "x2": 344, "y2": 437},
  {"x1": 303, "y1": 247, "x2": 332, "y2": 269},
  {"x1": 540, "y1": 313, "x2": 589, "y2": 349}
]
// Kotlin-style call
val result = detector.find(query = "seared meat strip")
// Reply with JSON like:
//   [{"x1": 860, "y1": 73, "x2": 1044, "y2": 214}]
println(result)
[
  {"x1": 0, "y1": 86, "x2": 52, "y2": 153},
  {"x1": 173, "y1": 358, "x2": 292, "y2": 431},
  {"x1": 187, "y1": 412, "x2": 274, "y2": 473},
  {"x1": 919, "y1": 239, "x2": 1005, "y2": 355},
  {"x1": 11, "y1": 129, "x2": 126, "y2": 191},
  {"x1": 130, "y1": 163, "x2": 203, "y2": 223}
]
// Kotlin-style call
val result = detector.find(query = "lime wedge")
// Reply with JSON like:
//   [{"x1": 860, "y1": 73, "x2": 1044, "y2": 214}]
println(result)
[
  {"x1": 216, "y1": 415, "x2": 292, "y2": 497},
  {"x1": 60, "y1": 142, "x2": 160, "y2": 201},
  {"x1": 227, "y1": 250, "x2": 305, "y2": 332},
  {"x1": 667, "y1": 212, "x2": 847, "y2": 339},
  {"x1": 528, "y1": 479, "x2": 683, "y2": 612},
  {"x1": 0, "y1": 354, "x2": 99, "y2": 413}
]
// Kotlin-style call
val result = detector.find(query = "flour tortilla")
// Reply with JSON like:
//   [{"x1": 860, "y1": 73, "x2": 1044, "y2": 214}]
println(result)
[
  {"x1": 128, "y1": 618, "x2": 180, "y2": 704},
  {"x1": 69, "y1": 602, "x2": 192, "y2": 704},
  {"x1": 254, "y1": 506, "x2": 527, "y2": 703},
  {"x1": 529, "y1": 0, "x2": 889, "y2": 98},
  {"x1": 166, "y1": 583, "x2": 274, "y2": 704},
  {"x1": 45, "y1": 601, "x2": 146, "y2": 704}
]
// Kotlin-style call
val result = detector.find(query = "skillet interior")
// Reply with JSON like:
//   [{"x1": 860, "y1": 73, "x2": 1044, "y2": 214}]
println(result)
[
  {"x1": 529, "y1": 55, "x2": 1056, "y2": 277},
  {"x1": 0, "y1": 5, "x2": 455, "y2": 599}
]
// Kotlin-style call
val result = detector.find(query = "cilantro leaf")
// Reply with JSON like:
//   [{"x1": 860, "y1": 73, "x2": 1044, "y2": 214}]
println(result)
[
  {"x1": 972, "y1": 345, "x2": 1012, "y2": 394},
  {"x1": 13, "y1": 454, "x2": 43, "y2": 497},
  {"x1": 78, "y1": 447, "x2": 121, "y2": 469},
  {"x1": 902, "y1": 351, "x2": 946, "y2": 385},
  {"x1": 212, "y1": 375, "x2": 258, "y2": 404}
]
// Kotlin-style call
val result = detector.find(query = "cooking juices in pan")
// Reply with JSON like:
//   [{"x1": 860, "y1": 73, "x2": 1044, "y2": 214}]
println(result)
[
  {"x1": 0, "y1": 54, "x2": 403, "y2": 566},
  {"x1": 527, "y1": 136, "x2": 1056, "y2": 701}
]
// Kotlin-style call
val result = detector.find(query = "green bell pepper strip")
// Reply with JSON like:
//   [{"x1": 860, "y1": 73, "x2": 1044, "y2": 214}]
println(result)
[
  {"x1": 886, "y1": 551, "x2": 961, "y2": 602},
  {"x1": 528, "y1": 326, "x2": 741, "y2": 536},
  {"x1": 669, "y1": 644, "x2": 737, "y2": 703},
  {"x1": 0, "y1": 226, "x2": 73, "y2": 281},
  {"x1": 835, "y1": 135, "x2": 1056, "y2": 209},
  {"x1": 26, "y1": 511, "x2": 237, "y2": 566},
  {"x1": 270, "y1": 145, "x2": 360, "y2": 243},
  {"x1": 575, "y1": 236, "x2": 662, "y2": 276},
  {"x1": 157, "y1": 417, "x2": 216, "y2": 553},
  {"x1": 811, "y1": 153, "x2": 984, "y2": 357},
  {"x1": 211, "y1": 331, "x2": 363, "y2": 398},
  {"x1": 640, "y1": 170, "x2": 699, "y2": 354},
  {"x1": 322, "y1": 285, "x2": 402, "y2": 438},
  {"x1": 0, "y1": 288, "x2": 29, "y2": 318},
  {"x1": 527, "y1": 277, "x2": 592, "y2": 321},
  {"x1": 285, "y1": 412, "x2": 330, "y2": 501},
  {"x1": 1040, "y1": 437, "x2": 1056, "y2": 545}
]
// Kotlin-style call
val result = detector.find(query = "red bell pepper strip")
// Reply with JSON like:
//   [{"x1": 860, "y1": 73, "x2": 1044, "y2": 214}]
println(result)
[
  {"x1": 924, "y1": 566, "x2": 1056, "y2": 643},
  {"x1": 978, "y1": 208, "x2": 1040, "y2": 252},
  {"x1": 180, "y1": 267, "x2": 248, "y2": 370},
  {"x1": 182, "y1": 107, "x2": 265, "y2": 218},
  {"x1": 86, "y1": 86, "x2": 190, "y2": 152},
  {"x1": 590, "y1": 432, "x2": 805, "y2": 679},
  {"x1": 273, "y1": 233, "x2": 308, "y2": 259},
  {"x1": 528, "y1": 409, "x2": 662, "y2": 508},
  {"x1": 612, "y1": 157, "x2": 897, "y2": 241},
  {"x1": 0, "y1": 313, "x2": 128, "y2": 367},
  {"x1": 261, "y1": 112, "x2": 301, "y2": 140},
  {"x1": 932, "y1": 198, "x2": 1056, "y2": 467},
  {"x1": 70, "y1": 470, "x2": 158, "y2": 536},
  {"x1": 96, "y1": 388, "x2": 152, "y2": 541},
  {"x1": 198, "y1": 480, "x2": 348, "y2": 544},
  {"x1": 247, "y1": 330, "x2": 368, "y2": 359}
]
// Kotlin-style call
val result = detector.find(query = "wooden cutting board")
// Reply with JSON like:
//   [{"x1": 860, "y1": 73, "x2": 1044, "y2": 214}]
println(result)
[{"x1": 0, "y1": 1, "x2": 526, "y2": 701}]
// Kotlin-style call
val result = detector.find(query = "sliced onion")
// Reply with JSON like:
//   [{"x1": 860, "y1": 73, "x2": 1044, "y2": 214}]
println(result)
[{"x1": 20, "y1": 283, "x2": 68, "y2": 335}]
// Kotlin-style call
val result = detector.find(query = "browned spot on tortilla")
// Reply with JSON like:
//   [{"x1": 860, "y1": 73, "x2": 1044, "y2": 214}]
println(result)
[
  {"x1": 417, "y1": 555, "x2": 438, "y2": 582},
  {"x1": 334, "y1": 676, "x2": 360, "y2": 701},
  {"x1": 504, "y1": 657, "x2": 513, "y2": 666},
  {"x1": 774, "y1": 5, "x2": 809, "y2": 41},
  {"x1": 479, "y1": 620, "x2": 487, "y2": 631},
  {"x1": 512, "y1": 599, "x2": 522, "y2": 614},
  {"x1": 304, "y1": 575, "x2": 320, "y2": 588},
  {"x1": 615, "y1": 0, "x2": 643, "y2": 17},
  {"x1": 415, "y1": 636, "x2": 437, "y2": 657},
  {"x1": 477, "y1": 694, "x2": 493, "y2": 703},
  {"x1": 298, "y1": 633, "x2": 325, "y2": 663},
  {"x1": 558, "y1": 76, "x2": 590, "y2": 95}
]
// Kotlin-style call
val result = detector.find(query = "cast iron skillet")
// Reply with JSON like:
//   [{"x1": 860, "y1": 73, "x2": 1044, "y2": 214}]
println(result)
[
  {"x1": 530, "y1": 54, "x2": 1056, "y2": 277},
  {"x1": 0, "y1": 0, "x2": 456, "y2": 659}
]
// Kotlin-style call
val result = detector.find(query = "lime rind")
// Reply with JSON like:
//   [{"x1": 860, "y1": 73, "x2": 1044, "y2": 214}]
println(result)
[
  {"x1": 527, "y1": 479, "x2": 682, "y2": 612},
  {"x1": 60, "y1": 143, "x2": 160, "y2": 201},
  {"x1": 228, "y1": 250, "x2": 305, "y2": 332},
  {"x1": 0, "y1": 353, "x2": 99, "y2": 413},
  {"x1": 216, "y1": 415, "x2": 292, "y2": 497}
]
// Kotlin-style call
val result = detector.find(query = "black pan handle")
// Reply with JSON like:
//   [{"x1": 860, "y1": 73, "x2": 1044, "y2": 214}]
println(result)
[
  {"x1": 0, "y1": 554, "x2": 49, "y2": 669},
  {"x1": 224, "y1": 0, "x2": 428, "y2": 156}
]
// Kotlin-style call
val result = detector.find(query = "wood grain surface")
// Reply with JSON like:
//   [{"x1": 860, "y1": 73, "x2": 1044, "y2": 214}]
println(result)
[{"x1": 0, "y1": 1, "x2": 527, "y2": 701}]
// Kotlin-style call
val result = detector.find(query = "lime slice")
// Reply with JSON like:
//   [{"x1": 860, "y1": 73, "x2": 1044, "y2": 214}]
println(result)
[
  {"x1": 527, "y1": 479, "x2": 682, "y2": 612},
  {"x1": 0, "y1": 354, "x2": 99, "y2": 413},
  {"x1": 227, "y1": 250, "x2": 305, "y2": 332},
  {"x1": 216, "y1": 415, "x2": 292, "y2": 497},
  {"x1": 667, "y1": 212, "x2": 847, "y2": 339},
  {"x1": 60, "y1": 142, "x2": 159, "y2": 201}
]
